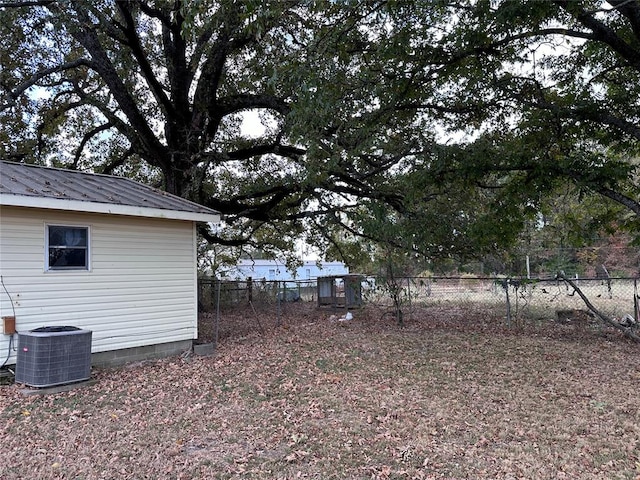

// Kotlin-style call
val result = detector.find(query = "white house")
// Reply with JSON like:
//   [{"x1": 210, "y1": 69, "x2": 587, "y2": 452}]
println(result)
[
  {"x1": 224, "y1": 259, "x2": 349, "y2": 282},
  {"x1": 0, "y1": 161, "x2": 220, "y2": 367}
]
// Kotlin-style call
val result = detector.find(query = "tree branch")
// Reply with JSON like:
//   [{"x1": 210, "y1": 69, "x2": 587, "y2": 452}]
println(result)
[
  {"x1": 72, "y1": 122, "x2": 113, "y2": 168},
  {"x1": 68, "y1": 3, "x2": 167, "y2": 165},
  {"x1": 218, "y1": 94, "x2": 291, "y2": 117},
  {"x1": 0, "y1": 0, "x2": 53, "y2": 6},
  {"x1": 608, "y1": 0, "x2": 640, "y2": 40},
  {"x1": 72, "y1": 86, "x2": 148, "y2": 157},
  {"x1": 596, "y1": 186, "x2": 640, "y2": 216},
  {"x1": 198, "y1": 222, "x2": 262, "y2": 248},
  {"x1": 0, "y1": 58, "x2": 90, "y2": 111},
  {"x1": 555, "y1": 0, "x2": 640, "y2": 68},
  {"x1": 157, "y1": 5, "x2": 191, "y2": 123},
  {"x1": 136, "y1": 0, "x2": 172, "y2": 25},
  {"x1": 227, "y1": 143, "x2": 305, "y2": 161},
  {"x1": 557, "y1": 272, "x2": 640, "y2": 342},
  {"x1": 115, "y1": 2, "x2": 177, "y2": 121},
  {"x1": 100, "y1": 148, "x2": 135, "y2": 176}
]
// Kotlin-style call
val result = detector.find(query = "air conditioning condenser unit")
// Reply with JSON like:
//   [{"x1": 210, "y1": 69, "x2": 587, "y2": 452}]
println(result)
[{"x1": 15, "y1": 326, "x2": 92, "y2": 388}]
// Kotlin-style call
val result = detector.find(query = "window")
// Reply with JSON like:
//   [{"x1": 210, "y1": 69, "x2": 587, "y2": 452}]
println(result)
[{"x1": 46, "y1": 225, "x2": 89, "y2": 271}]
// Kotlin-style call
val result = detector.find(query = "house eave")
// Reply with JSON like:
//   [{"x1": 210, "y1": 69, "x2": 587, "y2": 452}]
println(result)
[{"x1": 0, "y1": 193, "x2": 220, "y2": 224}]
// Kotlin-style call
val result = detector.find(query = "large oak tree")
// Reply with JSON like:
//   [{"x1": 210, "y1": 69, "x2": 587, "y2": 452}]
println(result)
[
  {"x1": 0, "y1": 1, "x2": 406, "y2": 252},
  {"x1": 1, "y1": 0, "x2": 638, "y2": 266}
]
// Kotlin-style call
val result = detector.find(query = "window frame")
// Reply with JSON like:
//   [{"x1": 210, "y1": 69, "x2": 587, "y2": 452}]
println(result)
[{"x1": 45, "y1": 224, "x2": 91, "y2": 272}]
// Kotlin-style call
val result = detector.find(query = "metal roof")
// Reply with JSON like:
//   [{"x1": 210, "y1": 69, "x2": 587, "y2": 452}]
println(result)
[{"x1": 0, "y1": 161, "x2": 220, "y2": 223}]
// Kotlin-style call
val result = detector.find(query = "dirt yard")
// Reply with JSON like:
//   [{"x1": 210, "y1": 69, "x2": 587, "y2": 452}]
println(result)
[{"x1": 2, "y1": 303, "x2": 639, "y2": 479}]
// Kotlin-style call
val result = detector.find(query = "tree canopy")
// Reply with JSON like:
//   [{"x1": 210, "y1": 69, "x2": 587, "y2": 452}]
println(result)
[
  {"x1": 301, "y1": 0, "x2": 640, "y2": 267},
  {"x1": 1, "y1": 1, "x2": 638, "y2": 270}
]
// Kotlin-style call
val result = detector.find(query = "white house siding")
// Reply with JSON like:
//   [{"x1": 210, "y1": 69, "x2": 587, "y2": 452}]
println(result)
[
  {"x1": 224, "y1": 260, "x2": 349, "y2": 281},
  {"x1": 0, "y1": 205, "x2": 198, "y2": 365}
]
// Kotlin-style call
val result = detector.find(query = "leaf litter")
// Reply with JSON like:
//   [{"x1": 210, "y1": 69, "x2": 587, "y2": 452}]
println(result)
[{"x1": 1, "y1": 303, "x2": 639, "y2": 479}]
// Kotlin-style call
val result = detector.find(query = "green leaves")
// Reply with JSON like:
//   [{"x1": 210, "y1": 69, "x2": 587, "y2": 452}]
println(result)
[{"x1": 1, "y1": 0, "x2": 639, "y2": 269}]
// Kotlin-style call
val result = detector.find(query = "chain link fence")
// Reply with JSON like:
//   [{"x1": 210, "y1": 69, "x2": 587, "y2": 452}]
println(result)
[
  {"x1": 368, "y1": 276, "x2": 638, "y2": 326},
  {"x1": 198, "y1": 278, "x2": 318, "y2": 343},
  {"x1": 197, "y1": 275, "x2": 639, "y2": 342}
]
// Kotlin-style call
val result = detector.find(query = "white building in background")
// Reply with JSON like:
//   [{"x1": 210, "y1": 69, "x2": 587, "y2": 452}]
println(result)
[{"x1": 224, "y1": 259, "x2": 349, "y2": 282}]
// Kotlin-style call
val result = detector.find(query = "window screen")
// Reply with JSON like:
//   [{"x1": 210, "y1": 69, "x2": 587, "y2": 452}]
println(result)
[{"x1": 47, "y1": 225, "x2": 89, "y2": 270}]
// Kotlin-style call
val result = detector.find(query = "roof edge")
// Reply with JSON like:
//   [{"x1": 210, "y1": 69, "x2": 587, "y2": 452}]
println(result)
[{"x1": 0, "y1": 193, "x2": 220, "y2": 223}]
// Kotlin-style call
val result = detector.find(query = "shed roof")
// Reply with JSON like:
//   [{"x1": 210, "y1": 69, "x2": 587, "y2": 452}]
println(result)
[{"x1": 0, "y1": 161, "x2": 219, "y2": 223}]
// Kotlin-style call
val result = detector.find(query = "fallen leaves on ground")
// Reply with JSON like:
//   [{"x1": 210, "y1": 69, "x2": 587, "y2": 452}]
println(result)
[{"x1": 1, "y1": 303, "x2": 639, "y2": 479}]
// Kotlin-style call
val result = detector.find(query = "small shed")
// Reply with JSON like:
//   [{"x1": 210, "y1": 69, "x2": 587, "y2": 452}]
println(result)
[
  {"x1": 0, "y1": 161, "x2": 220, "y2": 367},
  {"x1": 317, "y1": 274, "x2": 364, "y2": 309}
]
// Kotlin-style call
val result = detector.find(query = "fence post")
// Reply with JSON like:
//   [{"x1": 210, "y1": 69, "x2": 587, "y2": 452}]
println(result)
[
  {"x1": 635, "y1": 278, "x2": 639, "y2": 321},
  {"x1": 276, "y1": 280, "x2": 281, "y2": 327},
  {"x1": 215, "y1": 279, "x2": 221, "y2": 349},
  {"x1": 407, "y1": 277, "x2": 412, "y2": 322},
  {"x1": 211, "y1": 277, "x2": 215, "y2": 310},
  {"x1": 247, "y1": 277, "x2": 253, "y2": 304},
  {"x1": 505, "y1": 279, "x2": 511, "y2": 327}
]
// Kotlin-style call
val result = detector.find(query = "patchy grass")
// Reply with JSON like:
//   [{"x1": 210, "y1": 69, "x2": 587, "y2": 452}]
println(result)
[{"x1": 2, "y1": 304, "x2": 640, "y2": 480}]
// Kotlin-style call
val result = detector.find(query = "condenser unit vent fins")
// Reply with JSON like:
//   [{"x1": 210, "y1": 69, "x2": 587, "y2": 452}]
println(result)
[{"x1": 15, "y1": 326, "x2": 92, "y2": 388}]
